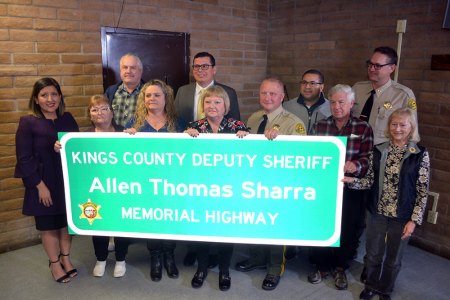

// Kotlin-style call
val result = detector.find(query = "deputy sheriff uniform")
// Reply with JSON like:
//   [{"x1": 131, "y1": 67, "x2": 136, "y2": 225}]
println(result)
[
  {"x1": 242, "y1": 105, "x2": 305, "y2": 287},
  {"x1": 247, "y1": 105, "x2": 306, "y2": 135},
  {"x1": 352, "y1": 79, "x2": 419, "y2": 145}
]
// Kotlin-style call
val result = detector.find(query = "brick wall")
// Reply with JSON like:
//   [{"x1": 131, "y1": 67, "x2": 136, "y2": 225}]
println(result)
[
  {"x1": 0, "y1": 0, "x2": 269, "y2": 253},
  {"x1": 267, "y1": 0, "x2": 450, "y2": 259}
]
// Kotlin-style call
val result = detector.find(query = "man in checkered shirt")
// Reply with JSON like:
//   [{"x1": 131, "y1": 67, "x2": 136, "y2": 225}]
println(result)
[
  {"x1": 308, "y1": 84, "x2": 373, "y2": 291},
  {"x1": 105, "y1": 53, "x2": 145, "y2": 127}
]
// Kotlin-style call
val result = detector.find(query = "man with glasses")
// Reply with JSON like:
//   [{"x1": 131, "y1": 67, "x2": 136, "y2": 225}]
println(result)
[
  {"x1": 105, "y1": 53, "x2": 145, "y2": 127},
  {"x1": 284, "y1": 69, "x2": 331, "y2": 135},
  {"x1": 282, "y1": 69, "x2": 331, "y2": 262},
  {"x1": 352, "y1": 47, "x2": 419, "y2": 283},
  {"x1": 353, "y1": 46, "x2": 419, "y2": 145},
  {"x1": 175, "y1": 52, "x2": 240, "y2": 123},
  {"x1": 236, "y1": 77, "x2": 305, "y2": 291}
]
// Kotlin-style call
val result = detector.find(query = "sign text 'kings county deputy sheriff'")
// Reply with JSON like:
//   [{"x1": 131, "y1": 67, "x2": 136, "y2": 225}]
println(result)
[{"x1": 59, "y1": 132, "x2": 347, "y2": 246}]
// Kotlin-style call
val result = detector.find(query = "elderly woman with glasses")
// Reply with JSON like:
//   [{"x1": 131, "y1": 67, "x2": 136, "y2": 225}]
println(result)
[{"x1": 86, "y1": 94, "x2": 131, "y2": 278}]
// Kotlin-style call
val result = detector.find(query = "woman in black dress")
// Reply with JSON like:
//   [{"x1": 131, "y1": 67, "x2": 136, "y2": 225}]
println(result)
[{"x1": 15, "y1": 78, "x2": 79, "y2": 283}]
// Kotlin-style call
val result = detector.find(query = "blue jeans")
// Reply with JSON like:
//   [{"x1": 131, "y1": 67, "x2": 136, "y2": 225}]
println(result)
[{"x1": 365, "y1": 212, "x2": 410, "y2": 295}]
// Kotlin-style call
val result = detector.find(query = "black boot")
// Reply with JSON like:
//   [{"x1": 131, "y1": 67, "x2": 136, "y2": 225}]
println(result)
[
  {"x1": 150, "y1": 254, "x2": 162, "y2": 282},
  {"x1": 219, "y1": 269, "x2": 231, "y2": 291},
  {"x1": 191, "y1": 269, "x2": 207, "y2": 288},
  {"x1": 164, "y1": 252, "x2": 179, "y2": 279}
]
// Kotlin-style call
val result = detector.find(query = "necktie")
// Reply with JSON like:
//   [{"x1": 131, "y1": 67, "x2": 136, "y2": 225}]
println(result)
[
  {"x1": 257, "y1": 114, "x2": 268, "y2": 134},
  {"x1": 196, "y1": 89, "x2": 205, "y2": 120},
  {"x1": 360, "y1": 90, "x2": 375, "y2": 122}
]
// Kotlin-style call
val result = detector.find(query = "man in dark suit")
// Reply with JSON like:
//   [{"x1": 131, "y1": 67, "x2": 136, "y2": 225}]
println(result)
[{"x1": 175, "y1": 52, "x2": 240, "y2": 123}]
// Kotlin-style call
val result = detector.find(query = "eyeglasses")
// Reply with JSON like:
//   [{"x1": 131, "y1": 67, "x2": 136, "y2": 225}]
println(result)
[
  {"x1": 366, "y1": 60, "x2": 394, "y2": 70},
  {"x1": 300, "y1": 80, "x2": 323, "y2": 87},
  {"x1": 90, "y1": 107, "x2": 110, "y2": 114},
  {"x1": 192, "y1": 64, "x2": 214, "y2": 71}
]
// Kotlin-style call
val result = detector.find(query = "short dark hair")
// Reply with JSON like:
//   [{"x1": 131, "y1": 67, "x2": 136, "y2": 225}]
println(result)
[
  {"x1": 373, "y1": 46, "x2": 398, "y2": 65},
  {"x1": 29, "y1": 77, "x2": 65, "y2": 118},
  {"x1": 193, "y1": 52, "x2": 216, "y2": 66},
  {"x1": 302, "y1": 69, "x2": 324, "y2": 83}
]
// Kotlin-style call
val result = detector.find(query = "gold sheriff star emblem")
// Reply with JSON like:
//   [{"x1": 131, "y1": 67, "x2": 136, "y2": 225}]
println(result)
[{"x1": 79, "y1": 199, "x2": 102, "y2": 225}]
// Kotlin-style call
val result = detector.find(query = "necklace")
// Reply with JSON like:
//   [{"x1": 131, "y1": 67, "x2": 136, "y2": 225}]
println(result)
[{"x1": 146, "y1": 114, "x2": 167, "y2": 130}]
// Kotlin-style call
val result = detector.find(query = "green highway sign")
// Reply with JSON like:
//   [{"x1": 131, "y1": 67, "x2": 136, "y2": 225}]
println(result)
[{"x1": 59, "y1": 133, "x2": 347, "y2": 246}]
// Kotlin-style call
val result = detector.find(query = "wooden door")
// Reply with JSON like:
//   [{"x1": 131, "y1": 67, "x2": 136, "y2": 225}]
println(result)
[{"x1": 101, "y1": 27, "x2": 190, "y2": 95}]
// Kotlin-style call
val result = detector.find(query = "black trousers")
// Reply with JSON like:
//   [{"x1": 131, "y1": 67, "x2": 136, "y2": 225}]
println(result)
[
  {"x1": 147, "y1": 239, "x2": 176, "y2": 257},
  {"x1": 196, "y1": 242, "x2": 233, "y2": 272},
  {"x1": 92, "y1": 236, "x2": 130, "y2": 261},
  {"x1": 365, "y1": 213, "x2": 410, "y2": 295},
  {"x1": 309, "y1": 187, "x2": 365, "y2": 270}
]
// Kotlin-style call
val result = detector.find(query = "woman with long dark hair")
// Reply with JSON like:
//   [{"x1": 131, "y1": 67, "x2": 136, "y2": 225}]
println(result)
[{"x1": 15, "y1": 77, "x2": 79, "y2": 283}]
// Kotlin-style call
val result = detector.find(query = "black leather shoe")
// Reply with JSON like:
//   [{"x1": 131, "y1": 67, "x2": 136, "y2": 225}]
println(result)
[
  {"x1": 218, "y1": 271, "x2": 231, "y2": 291},
  {"x1": 262, "y1": 274, "x2": 280, "y2": 291},
  {"x1": 307, "y1": 269, "x2": 329, "y2": 284},
  {"x1": 359, "y1": 287, "x2": 377, "y2": 300},
  {"x1": 183, "y1": 251, "x2": 197, "y2": 267},
  {"x1": 191, "y1": 270, "x2": 207, "y2": 288},
  {"x1": 235, "y1": 259, "x2": 265, "y2": 272},
  {"x1": 150, "y1": 256, "x2": 162, "y2": 282},
  {"x1": 164, "y1": 254, "x2": 179, "y2": 279},
  {"x1": 207, "y1": 254, "x2": 219, "y2": 269},
  {"x1": 334, "y1": 268, "x2": 348, "y2": 290}
]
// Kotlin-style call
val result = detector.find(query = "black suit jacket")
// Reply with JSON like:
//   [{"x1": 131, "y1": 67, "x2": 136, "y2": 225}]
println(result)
[{"x1": 174, "y1": 81, "x2": 240, "y2": 123}]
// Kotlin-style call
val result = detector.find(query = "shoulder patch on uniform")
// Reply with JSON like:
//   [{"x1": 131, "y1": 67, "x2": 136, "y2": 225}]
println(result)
[
  {"x1": 295, "y1": 123, "x2": 306, "y2": 135},
  {"x1": 407, "y1": 99, "x2": 417, "y2": 110}
]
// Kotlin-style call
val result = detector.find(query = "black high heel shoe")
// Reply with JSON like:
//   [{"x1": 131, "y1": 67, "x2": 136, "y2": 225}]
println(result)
[
  {"x1": 59, "y1": 253, "x2": 78, "y2": 278},
  {"x1": 49, "y1": 258, "x2": 70, "y2": 283}
]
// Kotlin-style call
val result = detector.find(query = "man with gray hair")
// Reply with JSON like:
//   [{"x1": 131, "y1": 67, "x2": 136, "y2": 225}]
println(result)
[
  {"x1": 105, "y1": 53, "x2": 145, "y2": 127},
  {"x1": 308, "y1": 84, "x2": 373, "y2": 290}
]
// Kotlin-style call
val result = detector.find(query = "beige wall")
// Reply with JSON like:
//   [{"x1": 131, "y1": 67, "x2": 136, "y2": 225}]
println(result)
[
  {"x1": 1, "y1": 0, "x2": 449, "y2": 259},
  {"x1": 267, "y1": 0, "x2": 450, "y2": 259}
]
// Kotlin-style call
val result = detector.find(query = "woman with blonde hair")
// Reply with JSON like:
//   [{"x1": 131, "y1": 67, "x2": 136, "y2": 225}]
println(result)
[
  {"x1": 344, "y1": 108, "x2": 430, "y2": 300},
  {"x1": 185, "y1": 85, "x2": 248, "y2": 291},
  {"x1": 124, "y1": 79, "x2": 183, "y2": 133},
  {"x1": 124, "y1": 79, "x2": 185, "y2": 282}
]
